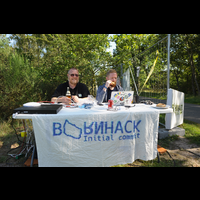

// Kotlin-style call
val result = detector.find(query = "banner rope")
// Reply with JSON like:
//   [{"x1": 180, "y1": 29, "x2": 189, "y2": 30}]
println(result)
[{"x1": 139, "y1": 50, "x2": 159, "y2": 96}]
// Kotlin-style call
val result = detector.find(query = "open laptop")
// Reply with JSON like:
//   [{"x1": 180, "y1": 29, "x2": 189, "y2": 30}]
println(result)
[{"x1": 111, "y1": 91, "x2": 134, "y2": 105}]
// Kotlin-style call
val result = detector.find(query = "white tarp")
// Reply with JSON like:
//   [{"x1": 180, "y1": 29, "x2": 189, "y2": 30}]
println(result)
[
  {"x1": 32, "y1": 107, "x2": 159, "y2": 167},
  {"x1": 165, "y1": 88, "x2": 184, "y2": 129}
]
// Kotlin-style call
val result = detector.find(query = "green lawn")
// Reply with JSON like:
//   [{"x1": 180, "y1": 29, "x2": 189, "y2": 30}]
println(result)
[
  {"x1": 184, "y1": 94, "x2": 200, "y2": 105},
  {"x1": 140, "y1": 92, "x2": 200, "y2": 105},
  {"x1": 179, "y1": 119, "x2": 200, "y2": 146}
]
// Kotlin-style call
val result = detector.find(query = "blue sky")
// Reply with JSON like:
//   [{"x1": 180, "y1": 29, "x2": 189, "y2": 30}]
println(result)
[{"x1": 106, "y1": 34, "x2": 116, "y2": 55}]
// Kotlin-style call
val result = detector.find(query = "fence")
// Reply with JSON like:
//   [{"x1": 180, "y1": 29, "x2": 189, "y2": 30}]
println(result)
[{"x1": 122, "y1": 35, "x2": 170, "y2": 104}]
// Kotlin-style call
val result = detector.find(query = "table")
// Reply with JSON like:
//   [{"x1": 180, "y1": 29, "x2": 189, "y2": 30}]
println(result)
[{"x1": 13, "y1": 104, "x2": 173, "y2": 167}]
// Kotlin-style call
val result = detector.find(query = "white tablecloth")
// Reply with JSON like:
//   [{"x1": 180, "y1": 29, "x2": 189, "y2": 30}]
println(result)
[{"x1": 13, "y1": 104, "x2": 172, "y2": 167}]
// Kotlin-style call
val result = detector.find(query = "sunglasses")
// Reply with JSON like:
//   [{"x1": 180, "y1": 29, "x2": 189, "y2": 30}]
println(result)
[{"x1": 69, "y1": 74, "x2": 79, "y2": 77}]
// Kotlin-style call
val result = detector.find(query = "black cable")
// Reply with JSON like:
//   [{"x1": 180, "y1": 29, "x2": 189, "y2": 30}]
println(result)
[
  {"x1": 6, "y1": 117, "x2": 35, "y2": 166},
  {"x1": 166, "y1": 150, "x2": 176, "y2": 167},
  {"x1": 10, "y1": 117, "x2": 32, "y2": 145},
  {"x1": 6, "y1": 142, "x2": 34, "y2": 166},
  {"x1": 10, "y1": 116, "x2": 21, "y2": 143},
  {"x1": 6, "y1": 153, "x2": 28, "y2": 166},
  {"x1": 7, "y1": 145, "x2": 22, "y2": 154},
  {"x1": 182, "y1": 149, "x2": 200, "y2": 158}
]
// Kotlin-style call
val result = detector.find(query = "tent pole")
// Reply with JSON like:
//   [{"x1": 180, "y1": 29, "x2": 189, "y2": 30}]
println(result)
[{"x1": 167, "y1": 34, "x2": 170, "y2": 92}]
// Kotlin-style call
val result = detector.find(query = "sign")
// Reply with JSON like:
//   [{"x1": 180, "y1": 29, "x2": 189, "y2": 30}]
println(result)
[
  {"x1": 165, "y1": 88, "x2": 184, "y2": 129},
  {"x1": 32, "y1": 110, "x2": 159, "y2": 167}
]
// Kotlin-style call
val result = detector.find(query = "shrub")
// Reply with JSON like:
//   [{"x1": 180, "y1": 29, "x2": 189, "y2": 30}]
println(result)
[{"x1": 0, "y1": 48, "x2": 41, "y2": 119}]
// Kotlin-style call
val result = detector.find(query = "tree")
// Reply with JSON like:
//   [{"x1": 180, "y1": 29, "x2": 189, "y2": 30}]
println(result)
[
  {"x1": 110, "y1": 34, "x2": 200, "y2": 96},
  {"x1": 6, "y1": 34, "x2": 112, "y2": 99}
]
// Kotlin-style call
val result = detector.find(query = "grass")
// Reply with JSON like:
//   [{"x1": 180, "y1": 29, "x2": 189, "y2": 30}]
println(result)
[
  {"x1": 0, "y1": 118, "x2": 26, "y2": 165},
  {"x1": 184, "y1": 94, "x2": 200, "y2": 105},
  {"x1": 159, "y1": 115, "x2": 200, "y2": 147},
  {"x1": 140, "y1": 92, "x2": 200, "y2": 105},
  {"x1": 179, "y1": 119, "x2": 200, "y2": 146},
  {"x1": 113, "y1": 118, "x2": 200, "y2": 167},
  {"x1": 140, "y1": 91, "x2": 167, "y2": 100}
]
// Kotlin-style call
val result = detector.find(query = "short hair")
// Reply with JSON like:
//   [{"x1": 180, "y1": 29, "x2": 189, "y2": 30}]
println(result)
[
  {"x1": 68, "y1": 68, "x2": 79, "y2": 74},
  {"x1": 106, "y1": 69, "x2": 117, "y2": 77}
]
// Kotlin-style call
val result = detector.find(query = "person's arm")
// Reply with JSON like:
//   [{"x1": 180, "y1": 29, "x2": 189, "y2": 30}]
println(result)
[
  {"x1": 51, "y1": 96, "x2": 72, "y2": 104},
  {"x1": 96, "y1": 84, "x2": 107, "y2": 103},
  {"x1": 51, "y1": 97, "x2": 58, "y2": 103},
  {"x1": 51, "y1": 83, "x2": 71, "y2": 104},
  {"x1": 71, "y1": 96, "x2": 88, "y2": 103}
]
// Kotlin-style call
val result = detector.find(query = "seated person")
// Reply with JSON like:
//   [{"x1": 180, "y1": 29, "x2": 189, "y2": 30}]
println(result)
[
  {"x1": 96, "y1": 69, "x2": 123, "y2": 103},
  {"x1": 51, "y1": 68, "x2": 90, "y2": 104}
]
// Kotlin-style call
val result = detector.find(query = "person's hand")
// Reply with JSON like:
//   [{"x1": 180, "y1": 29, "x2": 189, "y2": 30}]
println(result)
[
  {"x1": 71, "y1": 95, "x2": 79, "y2": 103},
  {"x1": 57, "y1": 96, "x2": 72, "y2": 105},
  {"x1": 105, "y1": 80, "x2": 112, "y2": 88}
]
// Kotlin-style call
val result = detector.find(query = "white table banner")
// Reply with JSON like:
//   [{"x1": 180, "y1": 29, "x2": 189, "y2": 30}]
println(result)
[
  {"x1": 32, "y1": 108, "x2": 159, "y2": 167},
  {"x1": 165, "y1": 88, "x2": 184, "y2": 129}
]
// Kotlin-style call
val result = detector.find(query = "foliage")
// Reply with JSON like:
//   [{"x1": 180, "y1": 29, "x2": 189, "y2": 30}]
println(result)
[
  {"x1": 1, "y1": 34, "x2": 200, "y2": 119},
  {"x1": 0, "y1": 34, "x2": 112, "y2": 119},
  {"x1": 8, "y1": 34, "x2": 112, "y2": 98},
  {"x1": 110, "y1": 34, "x2": 200, "y2": 96},
  {"x1": 0, "y1": 37, "x2": 40, "y2": 119}
]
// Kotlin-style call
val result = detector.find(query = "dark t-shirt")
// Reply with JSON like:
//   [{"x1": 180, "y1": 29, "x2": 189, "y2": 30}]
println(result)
[
  {"x1": 52, "y1": 81, "x2": 90, "y2": 98},
  {"x1": 106, "y1": 87, "x2": 118, "y2": 101}
]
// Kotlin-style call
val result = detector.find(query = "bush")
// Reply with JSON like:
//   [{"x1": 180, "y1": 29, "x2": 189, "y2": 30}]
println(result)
[{"x1": 0, "y1": 48, "x2": 41, "y2": 119}]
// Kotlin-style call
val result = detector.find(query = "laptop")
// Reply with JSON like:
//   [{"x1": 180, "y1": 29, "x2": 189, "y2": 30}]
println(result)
[
  {"x1": 111, "y1": 91, "x2": 134, "y2": 105},
  {"x1": 13, "y1": 104, "x2": 63, "y2": 114}
]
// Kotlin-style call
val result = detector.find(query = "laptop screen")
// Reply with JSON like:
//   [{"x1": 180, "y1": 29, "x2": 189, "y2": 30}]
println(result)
[{"x1": 111, "y1": 91, "x2": 134, "y2": 105}]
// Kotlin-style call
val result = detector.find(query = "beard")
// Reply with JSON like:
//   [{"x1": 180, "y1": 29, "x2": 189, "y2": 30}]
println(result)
[{"x1": 70, "y1": 79, "x2": 79, "y2": 85}]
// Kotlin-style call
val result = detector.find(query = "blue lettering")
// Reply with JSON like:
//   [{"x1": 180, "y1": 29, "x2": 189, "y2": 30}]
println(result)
[
  {"x1": 94, "y1": 135, "x2": 97, "y2": 141},
  {"x1": 98, "y1": 135, "x2": 101, "y2": 141},
  {"x1": 53, "y1": 122, "x2": 62, "y2": 136},
  {"x1": 95, "y1": 121, "x2": 104, "y2": 134},
  {"x1": 133, "y1": 120, "x2": 141, "y2": 132},
  {"x1": 102, "y1": 135, "x2": 105, "y2": 141},
  {"x1": 118, "y1": 133, "x2": 139, "y2": 140},
  {"x1": 114, "y1": 121, "x2": 123, "y2": 134},
  {"x1": 84, "y1": 122, "x2": 94, "y2": 134},
  {"x1": 111, "y1": 134, "x2": 114, "y2": 140},
  {"x1": 124, "y1": 120, "x2": 132, "y2": 133},
  {"x1": 106, "y1": 136, "x2": 110, "y2": 141},
  {"x1": 105, "y1": 121, "x2": 113, "y2": 134},
  {"x1": 122, "y1": 135, "x2": 126, "y2": 140}
]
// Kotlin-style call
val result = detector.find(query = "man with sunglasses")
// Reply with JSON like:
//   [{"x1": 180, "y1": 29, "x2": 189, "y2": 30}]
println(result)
[{"x1": 51, "y1": 68, "x2": 90, "y2": 104}]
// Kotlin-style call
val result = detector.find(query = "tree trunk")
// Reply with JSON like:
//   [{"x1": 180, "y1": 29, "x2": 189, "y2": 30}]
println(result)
[
  {"x1": 174, "y1": 68, "x2": 180, "y2": 91},
  {"x1": 190, "y1": 46, "x2": 200, "y2": 96},
  {"x1": 185, "y1": 34, "x2": 200, "y2": 96},
  {"x1": 191, "y1": 71, "x2": 195, "y2": 96}
]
